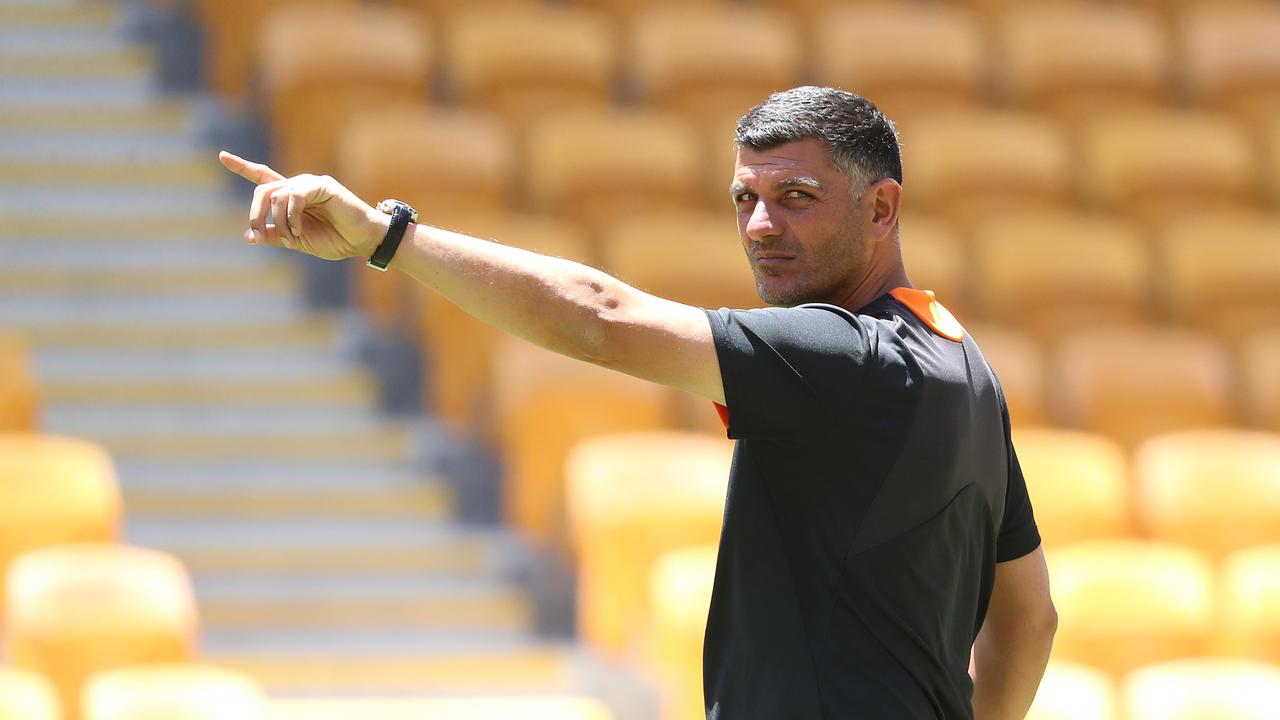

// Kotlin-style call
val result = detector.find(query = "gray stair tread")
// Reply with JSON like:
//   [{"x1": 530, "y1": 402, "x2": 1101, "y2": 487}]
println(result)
[
  {"x1": 0, "y1": 134, "x2": 195, "y2": 157},
  {"x1": 45, "y1": 405, "x2": 387, "y2": 437},
  {"x1": 36, "y1": 346, "x2": 345, "y2": 380},
  {"x1": 0, "y1": 242, "x2": 275, "y2": 269},
  {"x1": 0, "y1": 184, "x2": 225, "y2": 212},
  {"x1": 126, "y1": 518, "x2": 507, "y2": 549},
  {"x1": 0, "y1": 79, "x2": 152, "y2": 105},
  {"x1": 116, "y1": 459, "x2": 434, "y2": 491},
  {"x1": 200, "y1": 631, "x2": 551, "y2": 655},
  {"x1": 1, "y1": 297, "x2": 304, "y2": 329},
  {"x1": 192, "y1": 573, "x2": 518, "y2": 598}
]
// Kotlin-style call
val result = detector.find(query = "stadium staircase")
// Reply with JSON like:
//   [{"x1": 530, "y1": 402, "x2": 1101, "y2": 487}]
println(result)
[{"x1": 0, "y1": 1, "x2": 652, "y2": 714}]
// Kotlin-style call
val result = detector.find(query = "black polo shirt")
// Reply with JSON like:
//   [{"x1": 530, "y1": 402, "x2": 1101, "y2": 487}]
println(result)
[{"x1": 701, "y1": 288, "x2": 1041, "y2": 720}]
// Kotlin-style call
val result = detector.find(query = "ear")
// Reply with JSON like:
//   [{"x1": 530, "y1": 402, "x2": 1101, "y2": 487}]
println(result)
[{"x1": 864, "y1": 178, "x2": 903, "y2": 242}]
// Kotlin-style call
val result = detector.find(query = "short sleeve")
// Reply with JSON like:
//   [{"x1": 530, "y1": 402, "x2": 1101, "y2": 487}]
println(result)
[
  {"x1": 995, "y1": 396, "x2": 1042, "y2": 562},
  {"x1": 704, "y1": 305, "x2": 874, "y2": 439}
]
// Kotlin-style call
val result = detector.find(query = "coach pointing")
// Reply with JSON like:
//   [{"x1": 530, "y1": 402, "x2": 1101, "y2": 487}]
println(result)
[{"x1": 220, "y1": 87, "x2": 1056, "y2": 720}]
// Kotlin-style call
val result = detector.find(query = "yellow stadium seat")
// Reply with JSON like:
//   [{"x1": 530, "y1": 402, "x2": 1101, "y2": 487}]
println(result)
[
  {"x1": 966, "y1": 325, "x2": 1049, "y2": 428},
  {"x1": 445, "y1": 5, "x2": 614, "y2": 123},
  {"x1": 83, "y1": 665, "x2": 264, "y2": 720},
  {"x1": 0, "y1": 334, "x2": 38, "y2": 432},
  {"x1": 996, "y1": 4, "x2": 1170, "y2": 121},
  {"x1": 599, "y1": 212, "x2": 759, "y2": 311},
  {"x1": 1122, "y1": 658, "x2": 1280, "y2": 720},
  {"x1": 5, "y1": 544, "x2": 197, "y2": 720},
  {"x1": 258, "y1": 3, "x2": 431, "y2": 175},
  {"x1": 1264, "y1": 113, "x2": 1280, "y2": 205},
  {"x1": 649, "y1": 545, "x2": 718, "y2": 720},
  {"x1": 0, "y1": 434, "x2": 121, "y2": 605},
  {"x1": 1183, "y1": 3, "x2": 1280, "y2": 123},
  {"x1": 1047, "y1": 540, "x2": 1215, "y2": 678},
  {"x1": 1133, "y1": 430, "x2": 1280, "y2": 558},
  {"x1": 899, "y1": 216, "x2": 970, "y2": 322},
  {"x1": 1054, "y1": 327, "x2": 1236, "y2": 448},
  {"x1": 524, "y1": 110, "x2": 703, "y2": 232},
  {"x1": 812, "y1": 3, "x2": 987, "y2": 123},
  {"x1": 1026, "y1": 661, "x2": 1117, "y2": 720},
  {"x1": 898, "y1": 111, "x2": 1072, "y2": 224},
  {"x1": 971, "y1": 211, "x2": 1152, "y2": 336},
  {"x1": 388, "y1": 0, "x2": 538, "y2": 27},
  {"x1": 1242, "y1": 329, "x2": 1280, "y2": 431},
  {"x1": 1078, "y1": 110, "x2": 1259, "y2": 224},
  {"x1": 1158, "y1": 211, "x2": 1280, "y2": 339},
  {"x1": 265, "y1": 697, "x2": 613, "y2": 720},
  {"x1": 1012, "y1": 429, "x2": 1131, "y2": 550},
  {"x1": 492, "y1": 338, "x2": 674, "y2": 546},
  {"x1": 630, "y1": 5, "x2": 801, "y2": 124},
  {"x1": 1221, "y1": 544, "x2": 1280, "y2": 663},
  {"x1": 0, "y1": 666, "x2": 59, "y2": 720},
  {"x1": 418, "y1": 216, "x2": 594, "y2": 431},
  {"x1": 567, "y1": 433, "x2": 730, "y2": 655},
  {"x1": 573, "y1": 0, "x2": 717, "y2": 23}
]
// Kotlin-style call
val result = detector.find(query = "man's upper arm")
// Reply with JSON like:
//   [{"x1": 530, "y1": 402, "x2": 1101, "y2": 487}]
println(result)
[{"x1": 986, "y1": 545, "x2": 1055, "y2": 630}]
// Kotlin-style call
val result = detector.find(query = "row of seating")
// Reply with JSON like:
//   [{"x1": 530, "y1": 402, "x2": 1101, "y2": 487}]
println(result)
[{"x1": 0, "y1": 335, "x2": 38, "y2": 433}]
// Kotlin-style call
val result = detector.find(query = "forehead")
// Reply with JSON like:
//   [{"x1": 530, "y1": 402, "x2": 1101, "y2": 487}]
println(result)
[{"x1": 732, "y1": 138, "x2": 839, "y2": 187}]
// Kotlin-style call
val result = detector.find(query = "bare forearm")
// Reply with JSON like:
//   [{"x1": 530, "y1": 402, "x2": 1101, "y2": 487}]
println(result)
[{"x1": 971, "y1": 619, "x2": 1055, "y2": 720}]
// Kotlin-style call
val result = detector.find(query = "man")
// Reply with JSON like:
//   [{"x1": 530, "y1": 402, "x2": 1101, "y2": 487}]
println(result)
[{"x1": 220, "y1": 86, "x2": 1056, "y2": 719}]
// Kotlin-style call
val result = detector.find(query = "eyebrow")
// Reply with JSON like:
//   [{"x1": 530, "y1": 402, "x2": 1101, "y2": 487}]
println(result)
[{"x1": 729, "y1": 176, "x2": 826, "y2": 197}]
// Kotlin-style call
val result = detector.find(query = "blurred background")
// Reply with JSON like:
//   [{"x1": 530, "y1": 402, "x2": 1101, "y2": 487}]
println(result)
[{"x1": 2, "y1": 0, "x2": 1280, "y2": 718}]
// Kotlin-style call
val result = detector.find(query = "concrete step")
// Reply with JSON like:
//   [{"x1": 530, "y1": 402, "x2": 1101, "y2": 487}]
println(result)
[
  {"x1": 0, "y1": 263, "x2": 297, "y2": 296},
  {"x1": 116, "y1": 458, "x2": 434, "y2": 492},
  {"x1": 0, "y1": 294, "x2": 305, "y2": 327},
  {"x1": 0, "y1": 1, "x2": 117, "y2": 31},
  {"x1": 0, "y1": 76, "x2": 153, "y2": 105},
  {"x1": 0, "y1": 46, "x2": 150, "y2": 80},
  {"x1": 22, "y1": 316, "x2": 339, "y2": 350},
  {"x1": 35, "y1": 346, "x2": 355, "y2": 382},
  {"x1": 122, "y1": 484, "x2": 451, "y2": 521},
  {"x1": 0, "y1": 133, "x2": 197, "y2": 159},
  {"x1": 0, "y1": 157, "x2": 220, "y2": 187},
  {"x1": 0, "y1": 101, "x2": 190, "y2": 134},
  {"x1": 0, "y1": 213, "x2": 249, "y2": 242},
  {"x1": 43, "y1": 374, "x2": 375, "y2": 408},
  {"x1": 82, "y1": 424, "x2": 415, "y2": 463}
]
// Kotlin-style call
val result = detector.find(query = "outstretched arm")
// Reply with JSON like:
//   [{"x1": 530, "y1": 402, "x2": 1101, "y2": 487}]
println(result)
[
  {"x1": 218, "y1": 152, "x2": 724, "y2": 404},
  {"x1": 972, "y1": 545, "x2": 1057, "y2": 720}
]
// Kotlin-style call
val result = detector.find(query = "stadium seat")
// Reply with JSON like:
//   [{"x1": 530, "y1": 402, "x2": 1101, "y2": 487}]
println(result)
[
  {"x1": 492, "y1": 338, "x2": 674, "y2": 546},
  {"x1": 899, "y1": 216, "x2": 970, "y2": 322},
  {"x1": 1133, "y1": 430, "x2": 1280, "y2": 558},
  {"x1": 388, "y1": 0, "x2": 539, "y2": 27},
  {"x1": 1182, "y1": 3, "x2": 1280, "y2": 123},
  {"x1": 445, "y1": 4, "x2": 615, "y2": 123},
  {"x1": 1025, "y1": 661, "x2": 1117, "y2": 720},
  {"x1": 265, "y1": 697, "x2": 614, "y2": 720},
  {"x1": 258, "y1": 3, "x2": 431, "y2": 175},
  {"x1": 5, "y1": 544, "x2": 197, "y2": 720},
  {"x1": 629, "y1": 5, "x2": 801, "y2": 124},
  {"x1": 1221, "y1": 544, "x2": 1280, "y2": 663},
  {"x1": 83, "y1": 664, "x2": 264, "y2": 720},
  {"x1": 1011, "y1": 429, "x2": 1131, "y2": 550},
  {"x1": 1264, "y1": 113, "x2": 1280, "y2": 205},
  {"x1": 812, "y1": 3, "x2": 987, "y2": 123},
  {"x1": 649, "y1": 545, "x2": 718, "y2": 720},
  {"x1": 1241, "y1": 329, "x2": 1280, "y2": 431},
  {"x1": 965, "y1": 325, "x2": 1049, "y2": 428},
  {"x1": 898, "y1": 111, "x2": 1071, "y2": 224},
  {"x1": 0, "y1": 434, "x2": 121, "y2": 605},
  {"x1": 1054, "y1": 327, "x2": 1236, "y2": 448},
  {"x1": 566, "y1": 433, "x2": 730, "y2": 655},
  {"x1": 598, "y1": 212, "x2": 759, "y2": 311},
  {"x1": 523, "y1": 110, "x2": 703, "y2": 232},
  {"x1": 1122, "y1": 658, "x2": 1280, "y2": 720},
  {"x1": 1078, "y1": 110, "x2": 1259, "y2": 224},
  {"x1": 1046, "y1": 540, "x2": 1215, "y2": 678},
  {"x1": 995, "y1": 4, "x2": 1170, "y2": 121},
  {"x1": 417, "y1": 215, "x2": 593, "y2": 431},
  {"x1": 0, "y1": 334, "x2": 38, "y2": 432},
  {"x1": 573, "y1": 0, "x2": 718, "y2": 23},
  {"x1": 0, "y1": 666, "x2": 59, "y2": 720},
  {"x1": 971, "y1": 211, "x2": 1152, "y2": 336}
]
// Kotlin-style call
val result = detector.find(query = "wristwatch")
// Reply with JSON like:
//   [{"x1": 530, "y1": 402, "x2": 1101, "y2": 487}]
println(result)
[{"x1": 367, "y1": 199, "x2": 419, "y2": 271}]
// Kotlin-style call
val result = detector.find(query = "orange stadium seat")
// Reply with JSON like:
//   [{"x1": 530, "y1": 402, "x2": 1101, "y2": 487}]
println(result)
[
  {"x1": 1158, "y1": 211, "x2": 1280, "y2": 339},
  {"x1": 566, "y1": 433, "x2": 731, "y2": 656},
  {"x1": 1054, "y1": 327, "x2": 1236, "y2": 448},
  {"x1": 965, "y1": 325, "x2": 1049, "y2": 428},
  {"x1": 0, "y1": 334, "x2": 39, "y2": 432},
  {"x1": 1121, "y1": 658, "x2": 1280, "y2": 720},
  {"x1": 1241, "y1": 329, "x2": 1280, "y2": 431},
  {"x1": 1046, "y1": 540, "x2": 1215, "y2": 678},
  {"x1": 445, "y1": 4, "x2": 615, "y2": 123},
  {"x1": 1264, "y1": 113, "x2": 1280, "y2": 206},
  {"x1": 1182, "y1": 3, "x2": 1280, "y2": 123},
  {"x1": 573, "y1": 0, "x2": 718, "y2": 23},
  {"x1": 629, "y1": 5, "x2": 801, "y2": 123},
  {"x1": 388, "y1": 0, "x2": 539, "y2": 27},
  {"x1": 812, "y1": 3, "x2": 987, "y2": 123},
  {"x1": 897, "y1": 111, "x2": 1071, "y2": 224},
  {"x1": 83, "y1": 665, "x2": 265, "y2": 720},
  {"x1": 996, "y1": 3, "x2": 1170, "y2": 121},
  {"x1": 971, "y1": 211, "x2": 1152, "y2": 336},
  {"x1": 1133, "y1": 430, "x2": 1280, "y2": 558},
  {"x1": 0, "y1": 434, "x2": 121, "y2": 604},
  {"x1": 523, "y1": 110, "x2": 704, "y2": 232},
  {"x1": 418, "y1": 216, "x2": 593, "y2": 431},
  {"x1": 899, "y1": 216, "x2": 970, "y2": 322},
  {"x1": 1025, "y1": 661, "x2": 1117, "y2": 720},
  {"x1": 649, "y1": 545, "x2": 718, "y2": 720},
  {"x1": 1221, "y1": 544, "x2": 1280, "y2": 663},
  {"x1": 5, "y1": 544, "x2": 197, "y2": 720},
  {"x1": 492, "y1": 338, "x2": 674, "y2": 546},
  {"x1": 1011, "y1": 429, "x2": 1131, "y2": 550},
  {"x1": 0, "y1": 667, "x2": 59, "y2": 720},
  {"x1": 1078, "y1": 110, "x2": 1259, "y2": 223},
  {"x1": 258, "y1": 3, "x2": 431, "y2": 175}
]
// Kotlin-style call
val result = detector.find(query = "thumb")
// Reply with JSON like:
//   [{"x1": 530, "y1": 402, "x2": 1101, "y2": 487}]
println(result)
[{"x1": 242, "y1": 225, "x2": 293, "y2": 250}]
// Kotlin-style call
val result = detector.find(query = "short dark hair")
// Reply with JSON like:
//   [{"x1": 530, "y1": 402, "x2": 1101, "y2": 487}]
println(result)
[{"x1": 735, "y1": 86, "x2": 903, "y2": 187}]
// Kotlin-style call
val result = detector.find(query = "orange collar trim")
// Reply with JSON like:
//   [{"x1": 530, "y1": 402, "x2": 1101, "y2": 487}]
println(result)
[{"x1": 889, "y1": 287, "x2": 965, "y2": 342}]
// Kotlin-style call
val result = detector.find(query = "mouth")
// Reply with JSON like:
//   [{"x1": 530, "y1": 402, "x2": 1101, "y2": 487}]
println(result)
[{"x1": 754, "y1": 255, "x2": 794, "y2": 269}]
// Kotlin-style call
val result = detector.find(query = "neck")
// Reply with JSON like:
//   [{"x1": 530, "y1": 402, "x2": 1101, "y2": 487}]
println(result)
[{"x1": 832, "y1": 260, "x2": 912, "y2": 312}]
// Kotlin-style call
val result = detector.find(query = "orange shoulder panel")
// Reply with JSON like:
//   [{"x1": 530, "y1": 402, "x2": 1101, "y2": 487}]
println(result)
[{"x1": 889, "y1": 287, "x2": 965, "y2": 342}]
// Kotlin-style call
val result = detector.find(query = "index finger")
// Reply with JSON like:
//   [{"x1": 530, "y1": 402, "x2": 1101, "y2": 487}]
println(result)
[{"x1": 219, "y1": 150, "x2": 286, "y2": 184}]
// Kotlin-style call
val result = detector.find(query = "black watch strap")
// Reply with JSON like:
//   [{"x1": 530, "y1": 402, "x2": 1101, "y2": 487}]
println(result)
[{"x1": 367, "y1": 199, "x2": 419, "y2": 271}]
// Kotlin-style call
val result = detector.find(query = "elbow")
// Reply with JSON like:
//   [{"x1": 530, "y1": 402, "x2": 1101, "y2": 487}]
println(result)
[
  {"x1": 562, "y1": 275, "x2": 627, "y2": 367},
  {"x1": 1037, "y1": 599, "x2": 1059, "y2": 644}
]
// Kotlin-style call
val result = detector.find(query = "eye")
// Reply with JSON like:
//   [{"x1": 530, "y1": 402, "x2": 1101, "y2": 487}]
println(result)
[
  {"x1": 734, "y1": 192, "x2": 757, "y2": 205},
  {"x1": 784, "y1": 189, "x2": 814, "y2": 200}
]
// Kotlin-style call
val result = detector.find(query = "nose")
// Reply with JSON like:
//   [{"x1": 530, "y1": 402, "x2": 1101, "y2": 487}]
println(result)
[{"x1": 744, "y1": 199, "x2": 779, "y2": 242}]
